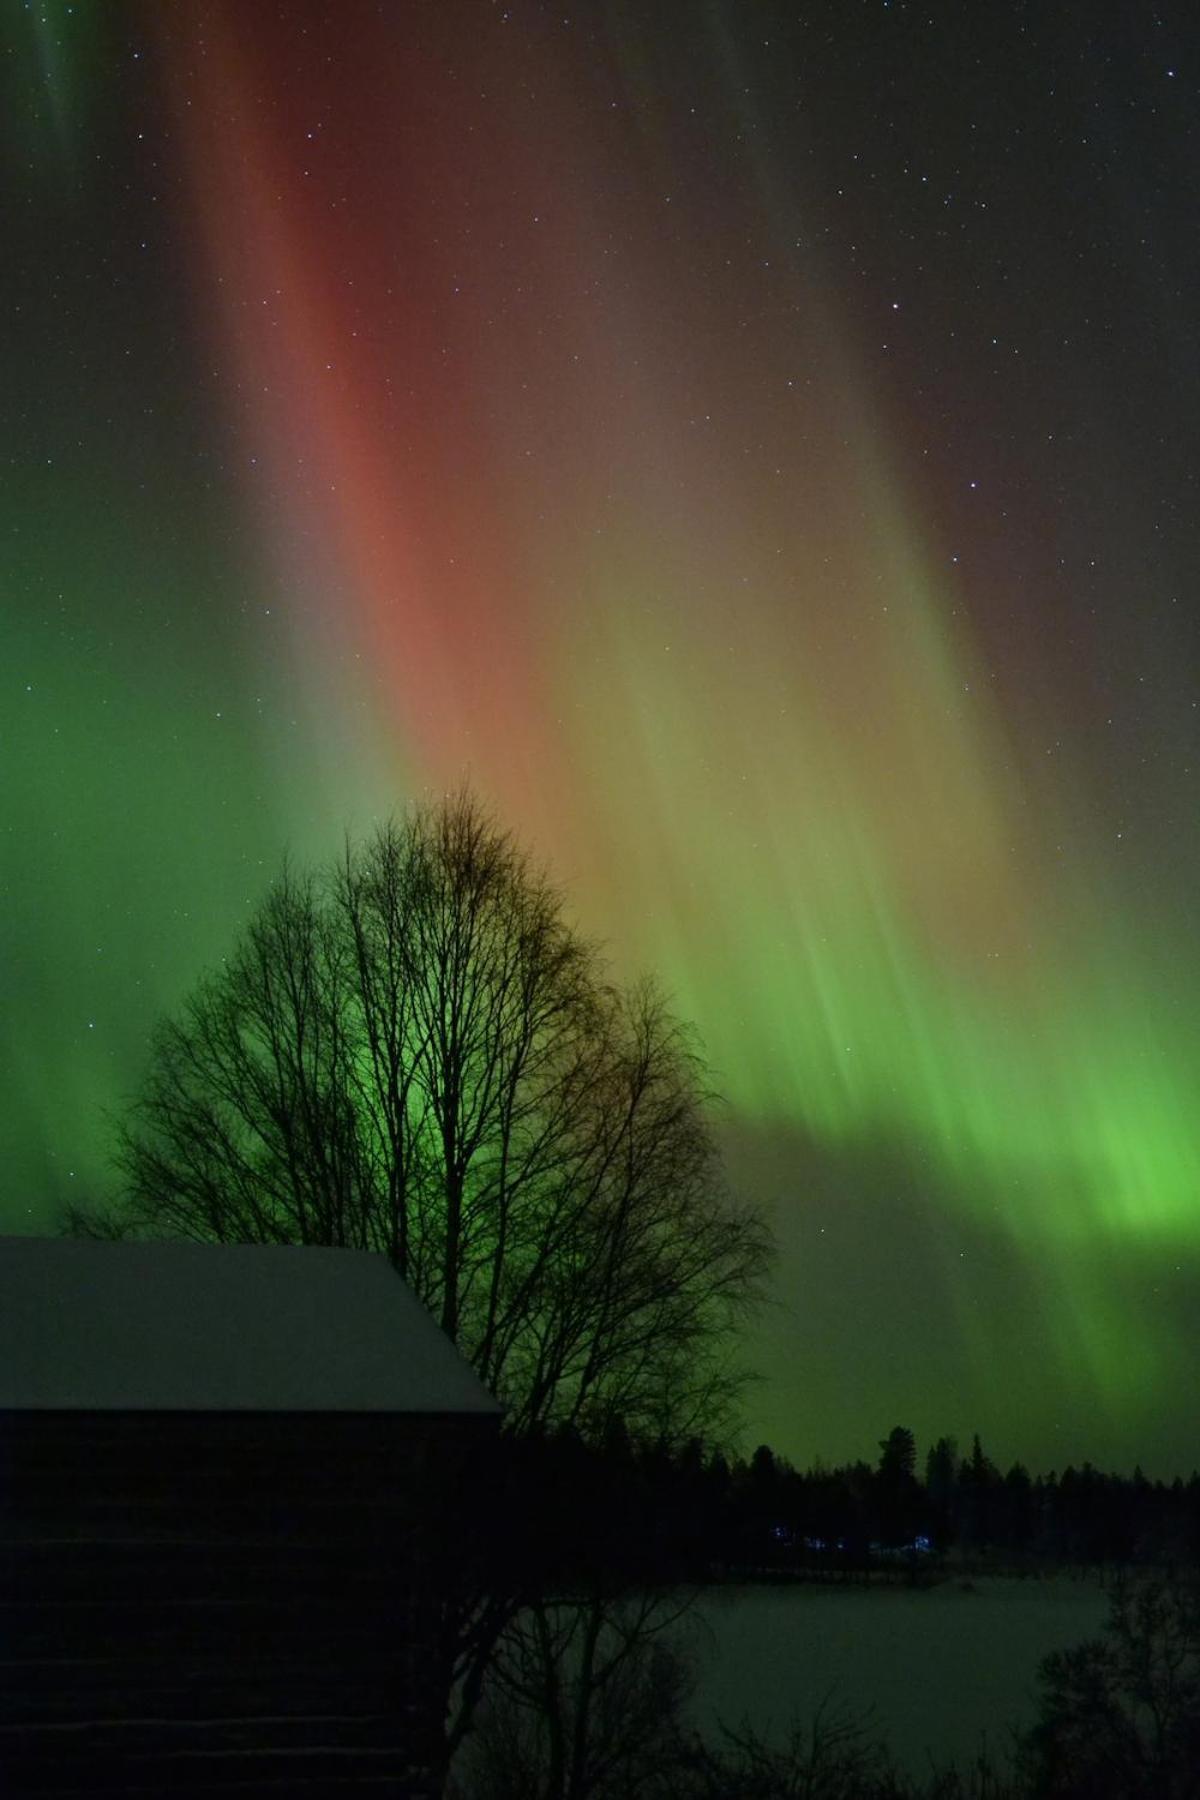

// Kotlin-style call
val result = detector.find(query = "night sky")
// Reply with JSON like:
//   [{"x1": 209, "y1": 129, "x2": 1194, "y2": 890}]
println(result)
[{"x1": 4, "y1": 1, "x2": 1199, "y2": 1476}]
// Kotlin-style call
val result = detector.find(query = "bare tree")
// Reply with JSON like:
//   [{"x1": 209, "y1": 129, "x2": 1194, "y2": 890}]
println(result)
[
  {"x1": 1019, "y1": 1574, "x2": 1200, "y2": 1798},
  {"x1": 79, "y1": 791, "x2": 770, "y2": 1445},
  {"x1": 99, "y1": 864, "x2": 368, "y2": 1251},
  {"x1": 453, "y1": 1620, "x2": 1024, "y2": 1800},
  {"x1": 449, "y1": 1590, "x2": 696, "y2": 1800},
  {"x1": 69, "y1": 792, "x2": 772, "y2": 1780}
]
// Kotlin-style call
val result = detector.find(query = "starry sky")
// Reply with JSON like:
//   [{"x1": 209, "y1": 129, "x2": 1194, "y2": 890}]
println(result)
[{"x1": 4, "y1": 0, "x2": 1199, "y2": 1476}]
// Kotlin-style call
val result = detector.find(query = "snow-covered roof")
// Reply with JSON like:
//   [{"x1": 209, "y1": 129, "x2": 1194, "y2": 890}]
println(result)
[{"x1": 0, "y1": 1236, "x2": 502, "y2": 1416}]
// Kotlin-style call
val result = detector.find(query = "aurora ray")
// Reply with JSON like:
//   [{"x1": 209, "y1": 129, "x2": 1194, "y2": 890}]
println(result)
[{"x1": 4, "y1": 0, "x2": 1197, "y2": 1472}]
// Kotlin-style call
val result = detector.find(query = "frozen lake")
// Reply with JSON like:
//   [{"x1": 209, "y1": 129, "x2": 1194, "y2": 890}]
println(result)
[{"x1": 679, "y1": 1576, "x2": 1110, "y2": 1775}]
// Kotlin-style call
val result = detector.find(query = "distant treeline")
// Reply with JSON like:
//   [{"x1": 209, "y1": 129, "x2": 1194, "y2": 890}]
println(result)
[{"x1": 480, "y1": 1424, "x2": 1200, "y2": 1585}]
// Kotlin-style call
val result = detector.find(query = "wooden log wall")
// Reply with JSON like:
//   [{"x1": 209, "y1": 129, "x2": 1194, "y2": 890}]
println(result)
[{"x1": 0, "y1": 1411, "x2": 486, "y2": 1797}]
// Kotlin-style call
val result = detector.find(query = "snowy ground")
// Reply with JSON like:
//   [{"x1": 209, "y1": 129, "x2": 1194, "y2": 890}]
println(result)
[{"x1": 679, "y1": 1576, "x2": 1109, "y2": 1777}]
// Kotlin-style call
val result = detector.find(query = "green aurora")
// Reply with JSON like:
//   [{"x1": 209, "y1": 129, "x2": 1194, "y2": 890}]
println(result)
[{"x1": 3, "y1": 0, "x2": 1198, "y2": 1473}]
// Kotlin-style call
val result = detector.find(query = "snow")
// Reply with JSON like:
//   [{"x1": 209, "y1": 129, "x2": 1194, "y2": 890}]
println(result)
[
  {"x1": 681, "y1": 1578, "x2": 1108, "y2": 1775},
  {"x1": 0, "y1": 1236, "x2": 502, "y2": 1416}
]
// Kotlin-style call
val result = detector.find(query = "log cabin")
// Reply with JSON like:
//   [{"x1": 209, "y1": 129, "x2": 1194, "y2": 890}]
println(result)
[{"x1": 0, "y1": 1235, "x2": 502, "y2": 1797}]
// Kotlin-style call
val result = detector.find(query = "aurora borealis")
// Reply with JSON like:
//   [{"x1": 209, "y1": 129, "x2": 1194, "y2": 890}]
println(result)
[{"x1": 4, "y1": 1, "x2": 1198, "y2": 1473}]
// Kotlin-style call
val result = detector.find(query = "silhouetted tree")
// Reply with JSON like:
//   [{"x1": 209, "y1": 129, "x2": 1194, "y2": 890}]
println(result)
[
  {"x1": 925, "y1": 1436, "x2": 959, "y2": 1505},
  {"x1": 453, "y1": 1590, "x2": 694, "y2": 1800},
  {"x1": 70, "y1": 791, "x2": 773, "y2": 1768},
  {"x1": 1002, "y1": 1463, "x2": 1035, "y2": 1552},
  {"x1": 76, "y1": 791, "x2": 771, "y2": 1446},
  {"x1": 875, "y1": 1426, "x2": 922, "y2": 1547},
  {"x1": 1020, "y1": 1574, "x2": 1200, "y2": 1797},
  {"x1": 925, "y1": 1436, "x2": 959, "y2": 1549},
  {"x1": 879, "y1": 1427, "x2": 917, "y2": 1484},
  {"x1": 959, "y1": 1433, "x2": 1003, "y2": 1550},
  {"x1": 750, "y1": 1443, "x2": 781, "y2": 1485}
]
